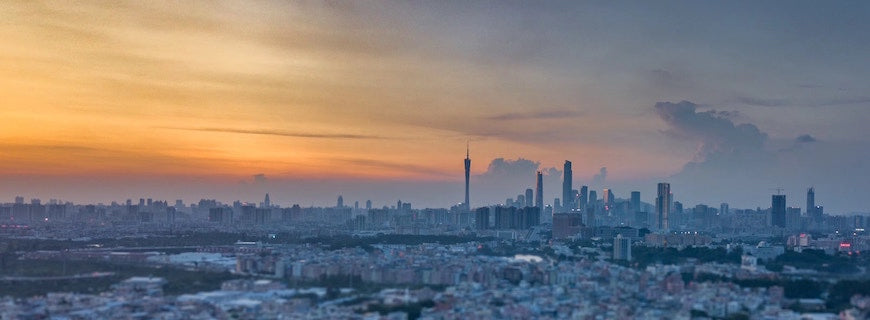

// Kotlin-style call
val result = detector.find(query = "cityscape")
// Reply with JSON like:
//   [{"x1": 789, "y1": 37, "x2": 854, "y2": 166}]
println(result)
[{"x1": 2, "y1": 1, "x2": 870, "y2": 320}]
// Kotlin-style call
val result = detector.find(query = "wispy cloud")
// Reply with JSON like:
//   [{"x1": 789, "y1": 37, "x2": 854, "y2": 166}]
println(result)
[
  {"x1": 486, "y1": 110, "x2": 583, "y2": 121},
  {"x1": 330, "y1": 158, "x2": 452, "y2": 178},
  {"x1": 159, "y1": 127, "x2": 384, "y2": 140}
]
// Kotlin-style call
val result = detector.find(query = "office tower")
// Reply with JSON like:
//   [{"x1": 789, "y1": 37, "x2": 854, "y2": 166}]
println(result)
[
  {"x1": 365, "y1": 200, "x2": 372, "y2": 210},
  {"x1": 475, "y1": 207, "x2": 490, "y2": 230},
  {"x1": 656, "y1": 183, "x2": 671, "y2": 231},
  {"x1": 579, "y1": 186, "x2": 589, "y2": 210},
  {"x1": 464, "y1": 144, "x2": 471, "y2": 211},
  {"x1": 264, "y1": 193, "x2": 271, "y2": 208},
  {"x1": 613, "y1": 234, "x2": 632, "y2": 261},
  {"x1": 588, "y1": 190, "x2": 597, "y2": 208},
  {"x1": 806, "y1": 187, "x2": 815, "y2": 217},
  {"x1": 525, "y1": 189, "x2": 534, "y2": 207},
  {"x1": 772, "y1": 194, "x2": 786, "y2": 228},
  {"x1": 571, "y1": 189, "x2": 579, "y2": 210},
  {"x1": 602, "y1": 188, "x2": 614, "y2": 212},
  {"x1": 630, "y1": 191, "x2": 641, "y2": 213},
  {"x1": 535, "y1": 171, "x2": 544, "y2": 211},
  {"x1": 337, "y1": 195, "x2": 344, "y2": 208},
  {"x1": 516, "y1": 194, "x2": 525, "y2": 207},
  {"x1": 720, "y1": 203, "x2": 729, "y2": 216},
  {"x1": 562, "y1": 160, "x2": 573, "y2": 210}
]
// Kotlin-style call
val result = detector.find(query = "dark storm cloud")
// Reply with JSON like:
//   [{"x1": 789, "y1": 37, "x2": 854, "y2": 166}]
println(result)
[{"x1": 654, "y1": 101, "x2": 767, "y2": 162}]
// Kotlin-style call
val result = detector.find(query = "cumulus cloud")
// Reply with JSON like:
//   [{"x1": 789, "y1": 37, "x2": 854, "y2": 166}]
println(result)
[
  {"x1": 656, "y1": 100, "x2": 870, "y2": 213},
  {"x1": 654, "y1": 101, "x2": 767, "y2": 162},
  {"x1": 472, "y1": 158, "x2": 561, "y2": 206},
  {"x1": 796, "y1": 134, "x2": 817, "y2": 143},
  {"x1": 591, "y1": 167, "x2": 607, "y2": 187}
]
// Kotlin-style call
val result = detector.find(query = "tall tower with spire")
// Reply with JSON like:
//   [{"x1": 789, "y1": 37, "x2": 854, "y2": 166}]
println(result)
[{"x1": 464, "y1": 142, "x2": 471, "y2": 211}]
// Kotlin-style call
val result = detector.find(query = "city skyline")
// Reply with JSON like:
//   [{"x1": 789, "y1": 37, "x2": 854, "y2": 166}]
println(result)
[{"x1": 1, "y1": 1, "x2": 869, "y2": 212}]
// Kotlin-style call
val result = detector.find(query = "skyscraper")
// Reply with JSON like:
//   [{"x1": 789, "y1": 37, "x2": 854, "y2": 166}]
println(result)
[
  {"x1": 337, "y1": 195, "x2": 344, "y2": 208},
  {"x1": 772, "y1": 194, "x2": 786, "y2": 228},
  {"x1": 602, "y1": 188, "x2": 614, "y2": 213},
  {"x1": 579, "y1": 186, "x2": 588, "y2": 210},
  {"x1": 656, "y1": 183, "x2": 671, "y2": 231},
  {"x1": 630, "y1": 191, "x2": 641, "y2": 213},
  {"x1": 588, "y1": 190, "x2": 597, "y2": 208},
  {"x1": 264, "y1": 193, "x2": 270, "y2": 208},
  {"x1": 535, "y1": 171, "x2": 544, "y2": 211},
  {"x1": 806, "y1": 187, "x2": 815, "y2": 217},
  {"x1": 464, "y1": 143, "x2": 471, "y2": 211},
  {"x1": 525, "y1": 189, "x2": 534, "y2": 207},
  {"x1": 562, "y1": 160, "x2": 573, "y2": 211}
]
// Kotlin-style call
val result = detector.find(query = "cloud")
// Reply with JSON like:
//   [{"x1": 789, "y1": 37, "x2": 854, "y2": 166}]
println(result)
[
  {"x1": 654, "y1": 100, "x2": 767, "y2": 162},
  {"x1": 472, "y1": 158, "x2": 561, "y2": 206},
  {"x1": 252, "y1": 174, "x2": 267, "y2": 184},
  {"x1": 795, "y1": 134, "x2": 817, "y2": 143},
  {"x1": 159, "y1": 127, "x2": 383, "y2": 140},
  {"x1": 486, "y1": 110, "x2": 583, "y2": 121},
  {"x1": 591, "y1": 167, "x2": 607, "y2": 187},
  {"x1": 735, "y1": 96, "x2": 790, "y2": 107},
  {"x1": 656, "y1": 100, "x2": 870, "y2": 213},
  {"x1": 330, "y1": 158, "x2": 452, "y2": 178}
]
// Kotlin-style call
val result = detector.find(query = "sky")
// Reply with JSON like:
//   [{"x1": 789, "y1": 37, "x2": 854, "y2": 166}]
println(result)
[{"x1": 1, "y1": 1, "x2": 869, "y2": 213}]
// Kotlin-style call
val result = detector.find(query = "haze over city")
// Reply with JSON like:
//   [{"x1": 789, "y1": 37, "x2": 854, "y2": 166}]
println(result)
[
  {"x1": 5, "y1": 2, "x2": 870, "y2": 319},
  {"x1": 2, "y1": 1, "x2": 869, "y2": 213}
]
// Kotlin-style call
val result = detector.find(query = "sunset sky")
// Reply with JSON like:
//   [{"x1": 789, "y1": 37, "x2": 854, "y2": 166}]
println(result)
[{"x1": 2, "y1": 1, "x2": 869, "y2": 212}]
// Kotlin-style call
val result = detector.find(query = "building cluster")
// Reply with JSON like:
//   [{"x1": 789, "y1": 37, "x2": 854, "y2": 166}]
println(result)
[{"x1": 7, "y1": 241, "x2": 867, "y2": 319}]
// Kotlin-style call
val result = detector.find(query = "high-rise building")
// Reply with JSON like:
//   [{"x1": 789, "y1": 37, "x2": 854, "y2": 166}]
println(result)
[
  {"x1": 535, "y1": 171, "x2": 544, "y2": 211},
  {"x1": 656, "y1": 183, "x2": 671, "y2": 231},
  {"x1": 552, "y1": 212, "x2": 583, "y2": 240},
  {"x1": 264, "y1": 193, "x2": 271, "y2": 208},
  {"x1": 630, "y1": 191, "x2": 641, "y2": 213},
  {"x1": 464, "y1": 144, "x2": 471, "y2": 211},
  {"x1": 806, "y1": 187, "x2": 815, "y2": 218},
  {"x1": 720, "y1": 203, "x2": 729, "y2": 216},
  {"x1": 365, "y1": 200, "x2": 372, "y2": 210},
  {"x1": 579, "y1": 186, "x2": 588, "y2": 210},
  {"x1": 474, "y1": 207, "x2": 490, "y2": 230},
  {"x1": 588, "y1": 190, "x2": 597, "y2": 208},
  {"x1": 525, "y1": 189, "x2": 534, "y2": 207},
  {"x1": 562, "y1": 160, "x2": 573, "y2": 211},
  {"x1": 602, "y1": 188, "x2": 614, "y2": 213},
  {"x1": 613, "y1": 234, "x2": 632, "y2": 261},
  {"x1": 772, "y1": 194, "x2": 786, "y2": 228},
  {"x1": 337, "y1": 195, "x2": 344, "y2": 208}
]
